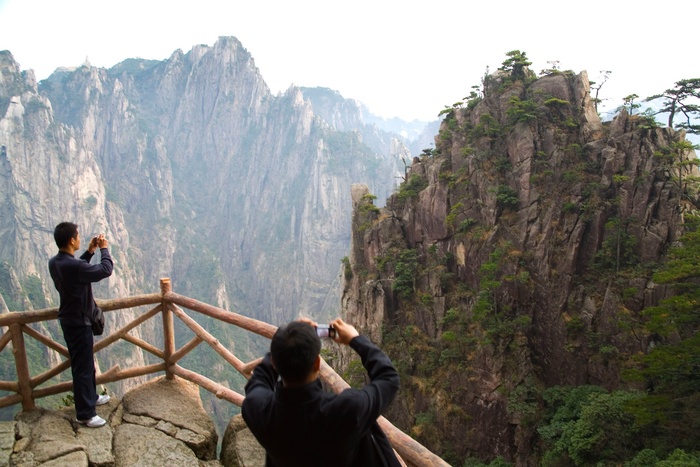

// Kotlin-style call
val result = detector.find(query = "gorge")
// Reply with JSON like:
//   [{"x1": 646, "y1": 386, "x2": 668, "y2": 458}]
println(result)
[{"x1": 1, "y1": 39, "x2": 699, "y2": 466}]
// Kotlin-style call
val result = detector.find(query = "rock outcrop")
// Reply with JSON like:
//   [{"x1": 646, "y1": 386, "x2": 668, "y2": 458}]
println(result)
[
  {"x1": 220, "y1": 415, "x2": 266, "y2": 467},
  {"x1": 10, "y1": 377, "x2": 221, "y2": 466},
  {"x1": 338, "y1": 69, "x2": 699, "y2": 465}
]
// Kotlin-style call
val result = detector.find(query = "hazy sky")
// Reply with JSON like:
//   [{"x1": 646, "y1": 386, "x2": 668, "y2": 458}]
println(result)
[{"x1": 1, "y1": 0, "x2": 698, "y2": 121}]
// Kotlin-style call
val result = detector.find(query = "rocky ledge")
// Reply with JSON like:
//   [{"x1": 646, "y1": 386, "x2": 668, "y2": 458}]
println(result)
[{"x1": 3, "y1": 376, "x2": 266, "y2": 466}]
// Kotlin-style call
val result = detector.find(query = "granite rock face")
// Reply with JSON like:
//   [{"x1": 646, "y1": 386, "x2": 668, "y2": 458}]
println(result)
[
  {"x1": 10, "y1": 377, "x2": 223, "y2": 466},
  {"x1": 0, "y1": 37, "x2": 413, "y2": 403},
  {"x1": 0, "y1": 37, "x2": 407, "y2": 327},
  {"x1": 339, "y1": 70, "x2": 699, "y2": 464},
  {"x1": 220, "y1": 415, "x2": 266, "y2": 467}
]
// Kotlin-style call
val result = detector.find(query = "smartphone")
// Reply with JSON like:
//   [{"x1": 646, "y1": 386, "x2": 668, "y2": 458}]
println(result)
[{"x1": 316, "y1": 324, "x2": 336, "y2": 339}]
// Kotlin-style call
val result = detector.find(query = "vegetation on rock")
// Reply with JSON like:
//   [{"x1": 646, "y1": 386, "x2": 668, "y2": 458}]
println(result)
[{"x1": 340, "y1": 51, "x2": 700, "y2": 466}]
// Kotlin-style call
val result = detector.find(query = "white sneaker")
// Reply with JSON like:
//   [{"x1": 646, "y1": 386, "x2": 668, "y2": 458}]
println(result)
[
  {"x1": 77, "y1": 415, "x2": 106, "y2": 428},
  {"x1": 96, "y1": 394, "x2": 110, "y2": 406}
]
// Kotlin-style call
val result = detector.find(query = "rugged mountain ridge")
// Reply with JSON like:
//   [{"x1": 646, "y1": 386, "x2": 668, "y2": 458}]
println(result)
[
  {"x1": 339, "y1": 69, "x2": 699, "y2": 464},
  {"x1": 30, "y1": 37, "x2": 404, "y2": 323},
  {"x1": 0, "y1": 35, "x2": 416, "y2": 318},
  {"x1": 0, "y1": 37, "x2": 425, "y2": 422}
]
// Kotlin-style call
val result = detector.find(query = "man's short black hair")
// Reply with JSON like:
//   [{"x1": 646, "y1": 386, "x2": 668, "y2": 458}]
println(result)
[
  {"x1": 270, "y1": 321, "x2": 321, "y2": 383},
  {"x1": 54, "y1": 222, "x2": 79, "y2": 249}
]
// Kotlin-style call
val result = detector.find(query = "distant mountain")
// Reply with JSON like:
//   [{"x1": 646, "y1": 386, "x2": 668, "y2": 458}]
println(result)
[{"x1": 0, "y1": 37, "x2": 437, "y2": 426}]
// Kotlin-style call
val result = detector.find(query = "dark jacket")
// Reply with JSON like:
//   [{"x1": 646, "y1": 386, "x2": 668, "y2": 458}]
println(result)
[
  {"x1": 48, "y1": 248, "x2": 113, "y2": 326},
  {"x1": 242, "y1": 335, "x2": 401, "y2": 467}
]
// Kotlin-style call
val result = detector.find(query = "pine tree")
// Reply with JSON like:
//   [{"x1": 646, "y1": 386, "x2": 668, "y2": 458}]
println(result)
[{"x1": 646, "y1": 78, "x2": 700, "y2": 133}]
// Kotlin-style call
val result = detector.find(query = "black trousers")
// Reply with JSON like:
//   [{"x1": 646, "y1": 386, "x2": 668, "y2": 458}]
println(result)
[{"x1": 60, "y1": 322, "x2": 97, "y2": 420}]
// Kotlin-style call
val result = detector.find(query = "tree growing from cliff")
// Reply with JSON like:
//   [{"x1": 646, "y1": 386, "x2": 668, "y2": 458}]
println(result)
[
  {"x1": 624, "y1": 218, "x2": 700, "y2": 454},
  {"x1": 646, "y1": 78, "x2": 700, "y2": 133},
  {"x1": 639, "y1": 222, "x2": 700, "y2": 388},
  {"x1": 539, "y1": 60, "x2": 561, "y2": 76},
  {"x1": 589, "y1": 70, "x2": 612, "y2": 112},
  {"x1": 393, "y1": 249, "x2": 419, "y2": 299},
  {"x1": 654, "y1": 140, "x2": 700, "y2": 206},
  {"x1": 593, "y1": 216, "x2": 638, "y2": 273},
  {"x1": 622, "y1": 94, "x2": 641, "y2": 115},
  {"x1": 539, "y1": 387, "x2": 645, "y2": 466},
  {"x1": 499, "y1": 50, "x2": 532, "y2": 82}
]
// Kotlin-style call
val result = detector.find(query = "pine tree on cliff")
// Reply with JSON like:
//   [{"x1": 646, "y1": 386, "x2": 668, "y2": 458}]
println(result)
[
  {"x1": 628, "y1": 215, "x2": 700, "y2": 453},
  {"x1": 499, "y1": 50, "x2": 532, "y2": 81},
  {"x1": 646, "y1": 78, "x2": 700, "y2": 132}
]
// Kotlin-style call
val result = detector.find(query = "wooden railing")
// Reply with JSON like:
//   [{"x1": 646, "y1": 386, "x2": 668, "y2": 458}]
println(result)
[{"x1": 0, "y1": 278, "x2": 449, "y2": 467}]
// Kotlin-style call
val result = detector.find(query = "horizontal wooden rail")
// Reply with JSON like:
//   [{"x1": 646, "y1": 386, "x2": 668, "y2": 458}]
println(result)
[
  {"x1": 0, "y1": 300, "x2": 164, "y2": 409},
  {"x1": 0, "y1": 381, "x2": 19, "y2": 392},
  {"x1": 0, "y1": 293, "x2": 162, "y2": 327},
  {"x1": 164, "y1": 291, "x2": 277, "y2": 338}
]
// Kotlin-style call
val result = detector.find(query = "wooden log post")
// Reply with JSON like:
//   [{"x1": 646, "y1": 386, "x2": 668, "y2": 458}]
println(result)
[
  {"x1": 10, "y1": 324, "x2": 36, "y2": 412},
  {"x1": 160, "y1": 278, "x2": 175, "y2": 380}
]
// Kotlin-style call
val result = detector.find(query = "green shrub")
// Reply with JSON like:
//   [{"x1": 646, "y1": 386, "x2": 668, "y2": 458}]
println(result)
[
  {"x1": 593, "y1": 218, "x2": 638, "y2": 272},
  {"x1": 563, "y1": 171, "x2": 581, "y2": 183},
  {"x1": 539, "y1": 386, "x2": 645, "y2": 466},
  {"x1": 445, "y1": 202, "x2": 464, "y2": 229},
  {"x1": 24, "y1": 97, "x2": 47, "y2": 114},
  {"x1": 496, "y1": 185, "x2": 519, "y2": 210},
  {"x1": 472, "y1": 113, "x2": 502, "y2": 139},
  {"x1": 458, "y1": 218, "x2": 477, "y2": 233},
  {"x1": 565, "y1": 143, "x2": 584, "y2": 158},
  {"x1": 397, "y1": 174, "x2": 428, "y2": 201},
  {"x1": 507, "y1": 96, "x2": 539, "y2": 123},
  {"x1": 341, "y1": 256, "x2": 352, "y2": 280},
  {"x1": 562, "y1": 201, "x2": 578, "y2": 213},
  {"x1": 495, "y1": 156, "x2": 512, "y2": 173},
  {"x1": 544, "y1": 97, "x2": 570, "y2": 107},
  {"x1": 461, "y1": 147, "x2": 475, "y2": 158},
  {"x1": 84, "y1": 195, "x2": 98, "y2": 209},
  {"x1": 463, "y1": 456, "x2": 513, "y2": 466},
  {"x1": 393, "y1": 249, "x2": 419, "y2": 299},
  {"x1": 655, "y1": 449, "x2": 700, "y2": 466}
]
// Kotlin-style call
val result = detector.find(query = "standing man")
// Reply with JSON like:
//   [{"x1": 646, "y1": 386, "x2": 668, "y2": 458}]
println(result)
[
  {"x1": 48, "y1": 222, "x2": 113, "y2": 428},
  {"x1": 242, "y1": 318, "x2": 402, "y2": 466}
]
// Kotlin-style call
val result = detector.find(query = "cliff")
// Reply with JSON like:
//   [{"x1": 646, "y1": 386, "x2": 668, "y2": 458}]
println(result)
[
  {"x1": 0, "y1": 37, "x2": 424, "y2": 417},
  {"x1": 338, "y1": 68, "x2": 699, "y2": 465},
  {"x1": 0, "y1": 36, "x2": 420, "y2": 321}
]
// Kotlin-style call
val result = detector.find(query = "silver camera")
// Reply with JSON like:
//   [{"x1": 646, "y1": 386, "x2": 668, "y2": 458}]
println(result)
[{"x1": 315, "y1": 324, "x2": 336, "y2": 339}]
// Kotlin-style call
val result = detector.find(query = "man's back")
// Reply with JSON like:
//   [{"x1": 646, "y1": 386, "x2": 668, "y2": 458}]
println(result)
[
  {"x1": 49, "y1": 249, "x2": 112, "y2": 326},
  {"x1": 243, "y1": 331, "x2": 400, "y2": 467},
  {"x1": 252, "y1": 381, "x2": 361, "y2": 466}
]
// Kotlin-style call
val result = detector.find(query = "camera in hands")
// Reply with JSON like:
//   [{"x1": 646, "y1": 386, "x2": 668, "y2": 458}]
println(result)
[{"x1": 316, "y1": 324, "x2": 336, "y2": 339}]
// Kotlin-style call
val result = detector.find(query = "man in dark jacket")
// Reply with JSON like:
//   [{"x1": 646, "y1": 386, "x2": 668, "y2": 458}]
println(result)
[
  {"x1": 48, "y1": 222, "x2": 113, "y2": 428},
  {"x1": 242, "y1": 317, "x2": 401, "y2": 467}
]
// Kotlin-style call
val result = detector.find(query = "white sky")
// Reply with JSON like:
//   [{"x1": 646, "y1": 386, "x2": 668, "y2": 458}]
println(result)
[{"x1": 1, "y1": 0, "x2": 698, "y2": 122}]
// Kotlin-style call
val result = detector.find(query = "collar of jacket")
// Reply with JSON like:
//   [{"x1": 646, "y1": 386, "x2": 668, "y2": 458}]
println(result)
[{"x1": 275, "y1": 378, "x2": 323, "y2": 404}]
